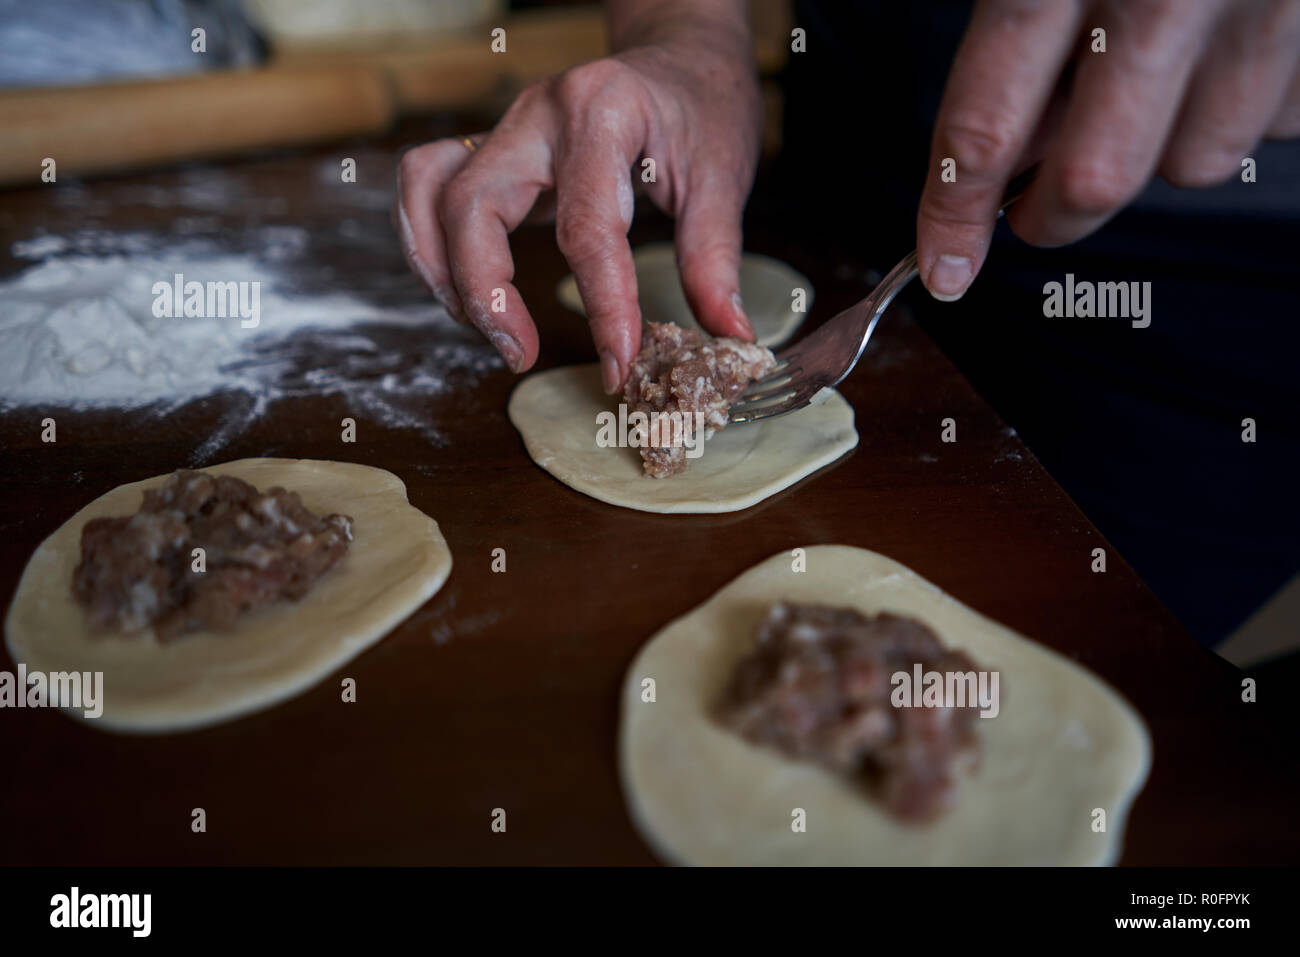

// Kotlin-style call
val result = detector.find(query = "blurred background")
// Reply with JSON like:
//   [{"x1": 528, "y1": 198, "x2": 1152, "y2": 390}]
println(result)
[{"x1": 0, "y1": 0, "x2": 792, "y2": 186}]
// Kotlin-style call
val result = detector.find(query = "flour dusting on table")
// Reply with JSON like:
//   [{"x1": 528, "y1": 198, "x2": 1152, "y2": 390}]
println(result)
[{"x1": 1, "y1": 230, "x2": 502, "y2": 454}]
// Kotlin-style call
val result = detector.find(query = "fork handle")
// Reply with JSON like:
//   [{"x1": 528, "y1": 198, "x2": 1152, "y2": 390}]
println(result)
[
  {"x1": 742, "y1": 164, "x2": 1042, "y2": 411},
  {"x1": 883, "y1": 162, "x2": 1038, "y2": 301},
  {"x1": 998, "y1": 163, "x2": 1039, "y2": 216},
  {"x1": 858, "y1": 164, "x2": 1040, "y2": 360}
]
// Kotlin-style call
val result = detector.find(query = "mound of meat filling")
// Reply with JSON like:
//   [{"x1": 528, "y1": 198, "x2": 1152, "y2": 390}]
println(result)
[
  {"x1": 73, "y1": 470, "x2": 353, "y2": 639},
  {"x1": 715, "y1": 603, "x2": 986, "y2": 821},
  {"x1": 622, "y1": 322, "x2": 774, "y2": 478}
]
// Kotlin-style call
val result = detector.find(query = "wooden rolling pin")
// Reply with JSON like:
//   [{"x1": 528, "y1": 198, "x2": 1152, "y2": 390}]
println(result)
[
  {"x1": 0, "y1": 65, "x2": 394, "y2": 187},
  {"x1": 0, "y1": 6, "x2": 789, "y2": 188},
  {"x1": 0, "y1": 9, "x2": 610, "y2": 188}
]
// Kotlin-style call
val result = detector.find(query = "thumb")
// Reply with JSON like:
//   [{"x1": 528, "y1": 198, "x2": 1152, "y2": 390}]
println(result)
[{"x1": 673, "y1": 170, "x2": 754, "y2": 341}]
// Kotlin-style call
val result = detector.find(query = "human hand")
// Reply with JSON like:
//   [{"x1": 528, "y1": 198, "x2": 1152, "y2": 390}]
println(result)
[
  {"x1": 395, "y1": 2, "x2": 762, "y2": 392},
  {"x1": 916, "y1": 0, "x2": 1300, "y2": 301}
]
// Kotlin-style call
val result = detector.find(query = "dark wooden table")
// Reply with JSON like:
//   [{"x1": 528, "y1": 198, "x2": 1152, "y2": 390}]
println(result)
[{"x1": 1, "y1": 119, "x2": 1295, "y2": 865}]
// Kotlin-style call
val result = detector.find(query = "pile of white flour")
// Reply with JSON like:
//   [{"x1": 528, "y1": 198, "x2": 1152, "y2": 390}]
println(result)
[{"x1": 1, "y1": 230, "x2": 501, "y2": 451}]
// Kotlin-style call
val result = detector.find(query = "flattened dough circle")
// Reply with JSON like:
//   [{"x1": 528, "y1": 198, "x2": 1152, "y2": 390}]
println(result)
[
  {"x1": 556, "y1": 243, "x2": 810, "y2": 348},
  {"x1": 508, "y1": 364, "x2": 858, "y2": 514},
  {"x1": 4, "y1": 458, "x2": 452, "y2": 734},
  {"x1": 619, "y1": 546, "x2": 1151, "y2": 865}
]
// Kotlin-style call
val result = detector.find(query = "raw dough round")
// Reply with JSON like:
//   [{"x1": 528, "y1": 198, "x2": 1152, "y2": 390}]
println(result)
[
  {"x1": 4, "y1": 458, "x2": 452, "y2": 734},
  {"x1": 508, "y1": 364, "x2": 858, "y2": 514},
  {"x1": 619, "y1": 546, "x2": 1151, "y2": 865},
  {"x1": 556, "y1": 242, "x2": 811, "y2": 348}
]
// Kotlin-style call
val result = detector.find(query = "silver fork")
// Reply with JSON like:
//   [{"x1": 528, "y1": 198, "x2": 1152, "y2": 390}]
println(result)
[{"x1": 729, "y1": 166, "x2": 1038, "y2": 424}]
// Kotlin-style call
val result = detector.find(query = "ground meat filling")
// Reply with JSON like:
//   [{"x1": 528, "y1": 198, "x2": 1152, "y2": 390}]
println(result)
[
  {"x1": 622, "y1": 321, "x2": 774, "y2": 478},
  {"x1": 715, "y1": 603, "x2": 984, "y2": 821},
  {"x1": 73, "y1": 470, "x2": 353, "y2": 639}
]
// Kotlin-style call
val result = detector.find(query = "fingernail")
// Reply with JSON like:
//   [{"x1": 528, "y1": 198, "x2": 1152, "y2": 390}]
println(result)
[
  {"x1": 433, "y1": 283, "x2": 468, "y2": 324},
  {"x1": 470, "y1": 315, "x2": 523, "y2": 371},
  {"x1": 395, "y1": 202, "x2": 436, "y2": 284},
  {"x1": 731, "y1": 291, "x2": 755, "y2": 341},
  {"x1": 410, "y1": 254, "x2": 441, "y2": 297},
  {"x1": 927, "y1": 254, "x2": 973, "y2": 302},
  {"x1": 600, "y1": 350, "x2": 623, "y2": 394},
  {"x1": 492, "y1": 332, "x2": 523, "y2": 372}
]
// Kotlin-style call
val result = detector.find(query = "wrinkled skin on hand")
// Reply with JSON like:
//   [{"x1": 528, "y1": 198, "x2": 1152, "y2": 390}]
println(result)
[
  {"x1": 396, "y1": 0, "x2": 1300, "y2": 383},
  {"x1": 394, "y1": 2, "x2": 762, "y2": 393},
  {"x1": 916, "y1": 0, "x2": 1300, "y2": 301}
]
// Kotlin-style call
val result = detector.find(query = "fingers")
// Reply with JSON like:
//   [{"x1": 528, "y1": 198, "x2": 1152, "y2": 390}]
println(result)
[
  {"x1": 917, "y1": 0, "x2": 1084, "y2": 301},
  {"x1": 395, "y1": 140, "x2": 475, "y2": 321},
  {"x1": 1008, "y1": 0, "x2": 1218, "y2": 247},
  {"x1": 439, "y1": 110, "x2": 557, "y2": 373},
  {"x1": 400, "y1": 46, "x2": 763, "y2": 379},
  {"x1": 438, "y1": 85, "x2": 561, "y2": 372},
  {"x1": 552, "y1": 62, "x2": 648, "y2": 393},
  {"x1": 674, "y1": 164, "x2": 754, "y2": 342},
  {"x1": 1159, "y1": 0, "x2": 1300, "y2": 184}
]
